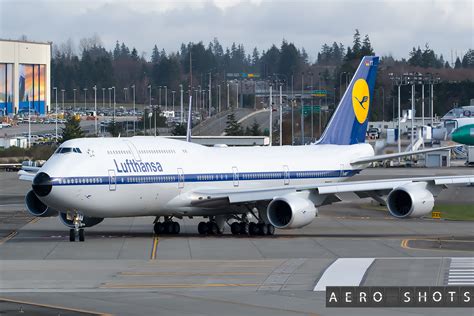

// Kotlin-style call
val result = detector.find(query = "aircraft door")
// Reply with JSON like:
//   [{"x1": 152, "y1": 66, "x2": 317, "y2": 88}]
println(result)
[
  {"x1": 283, "y1": 165, "x2": 290, "y2": 185},
  {"x1": 108, "y1": 169, "x2": 116, "y2": 191},
  {"x1": 177, "y1": 168, "x2": 184, "y2": 189},
  {"x1": 232, "y1": 166, "x2": 239, "y2": 187}
]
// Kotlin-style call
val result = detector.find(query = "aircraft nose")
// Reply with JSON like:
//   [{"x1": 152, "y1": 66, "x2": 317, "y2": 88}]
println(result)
[{"x1": 32, "y1": 172, "x2": 53, "y2": 197}]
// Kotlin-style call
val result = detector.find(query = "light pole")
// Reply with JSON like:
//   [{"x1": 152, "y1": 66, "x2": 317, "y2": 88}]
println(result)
[
  {"x1": 235, "y1": 81, "x2": 239, "y2": 109},
  {"x1": 291, "y1": 74, "x2": 294, "y2": 145},
  {"x1": 61, "y1": 89, "x2": 65, "y2": 115},
  {"x1": 172, "y1": 90, "x2": 176, "y2": 114},
  {"x1": 217, "y1": 84, "x2": 221, "y2": 113},
  {"x1": 208, "y1": 72, "x2": 212, "y2": 117},
  {"x1": 179, "y1": 84, "x2": 184, "y2": 123},
  {"x1": 123, "y1": 87, "x2": 128, "y2": 103},
  {"x1": 269, "y1": 85, "x2": 273, "y2": 146},
  {"x1": 226, "y1": 83, "x2": 230, "y2": 109},
  {"x1": 83, "y1": 88, "x2": 87, "y2": 112},
  {"x1": 164, "y1": 86, "x2": 168, "y2": 112},
  {"x1": 93, "y1": 85, "x2": 97, "y2": 135},
  {"x1": 53, "y1": 87, "x2": 58, "y2": 141},
  {"x1": 131, "y1": 84, "x2": 136, "y2": 135},
  {"x1": 301, "y1": 72, "x2": 304, "y2": 144},
  {"x1": 101, "y1": 88, "x2": 105, "y2": 111},
  {"x1": 389, "y1": 73, "x2": 409, "y2": 156},
  {"x1": 279, "y1": 83, "x2": 283, "y2": 146},
  {"x1": 108, "y1": 87, "x2": 112, "y2": 112},
  {"x1": 112, "y1": 86, "x2": 116, "y2": 121},
  {"x1": 158, "y1": 86, "x2": 162, "y2": 110},
  {"x1": 73, "y1": 88, "x2": 76, "y2": 113}
]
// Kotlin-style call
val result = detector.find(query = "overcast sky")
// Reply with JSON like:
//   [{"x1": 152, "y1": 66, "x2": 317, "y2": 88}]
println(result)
[{"x1": 1, "y1": 0, "x2": 472, "y2": 63}]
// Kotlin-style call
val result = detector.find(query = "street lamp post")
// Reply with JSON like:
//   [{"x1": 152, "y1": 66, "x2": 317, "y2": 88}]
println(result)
[
  {"x1": 279, "y1": 84, "x2": 283, "y2": 146},
  {"x1": 164, "y1": 86, "x2": 168, "y2": 112},
  {"x1": 235, "y1": 82, "x2": 239, "y2": 109},
  {"x1": 217, "y1": 84, "x2": 221, "y2": 113},
  {"x1": 108, "y1": 88, "x2": 111, "y2": 112},
  {"x1": 53, "y1": 87, "x2": 58, "y2": 141},
  {"x1": 73, "y1": 88, "x2": 76, "y2": 112},
  {"x1": 172, "y1": 90, "x2": 176, "y2": 113},
  {"x1": 158, "y1": 86, "x2": 162, "y2": 110},
  {"x1": 93, "y1": 85, "x2": 97, "y2": 135},
  {"x1": 301, "y1": 72, "x2": 304, "y2": 144},
  {"x1": 208, "y1": 72, "x2": 212, "y2": 117},
  {"x1": 131, "y1": 84, "x2": 136, "y2": 135},
  {"x1": 61, "y1": 89, "x2": 65, "y2": 115},
  {"x1": 269, "y1": 85, "x2": 273, "y2": 146},
  {"x1": 179, "y1": 84, "x2": 184, "y2": 123},
  {"x1": 101, "y1": 88, "x2": 105, "y2": 111},
  {"x1": 226, "y1": 83, "x2": 230, "y2": 109},
  {"x1": 112, "y1": 86, "x2": 116, "y2": 122},
  {"x1": 83, "y1": 88, "x2": 87, "y2": 112}
]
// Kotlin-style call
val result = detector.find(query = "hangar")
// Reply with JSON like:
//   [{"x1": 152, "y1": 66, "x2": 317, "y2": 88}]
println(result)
[{"x1": 0, "y1": 39, "x2": 51, "y2": 116}]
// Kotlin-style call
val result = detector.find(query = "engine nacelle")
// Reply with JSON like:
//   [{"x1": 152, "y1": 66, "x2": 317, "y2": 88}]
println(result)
[
  {"x1": 25, "y1": 190, "x2": 58, "y2": 217},
  {"x1": 387, "y1": 182, "x2": 434, "y2": 218},
  {"x1": 59, "y1": 212, "x2": 104, "y2": 228},
  {"x1": 267, "y1": 194, "x2": 317, "y2": 229}
]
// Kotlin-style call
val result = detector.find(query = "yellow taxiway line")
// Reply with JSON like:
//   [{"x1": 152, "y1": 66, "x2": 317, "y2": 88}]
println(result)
[
  {"x1": 0, "y1": 297, "x2": 111, "y2": 316},
  {"x1": 150, "y1": 235, "x2": 159, "y2": 260},
  {"x1": 401, "y1": 238, "x2": 474, "y2": 252},
  {"x1": 0, "y1": 231, "x2": 17, "y2": 245}
]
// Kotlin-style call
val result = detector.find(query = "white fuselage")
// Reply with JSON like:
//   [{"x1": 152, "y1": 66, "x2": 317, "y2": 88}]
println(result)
[{"x1": 38, "y1": 137, "x2": 374, "y2": 218}]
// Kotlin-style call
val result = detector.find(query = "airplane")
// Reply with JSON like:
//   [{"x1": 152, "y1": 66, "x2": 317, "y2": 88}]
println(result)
[
  {"x1": 452, "y1": 124, "x2": 474, "y2": 145},
  {"x1": 20, "y1": 56, "x2": 473, "y2": 242}
]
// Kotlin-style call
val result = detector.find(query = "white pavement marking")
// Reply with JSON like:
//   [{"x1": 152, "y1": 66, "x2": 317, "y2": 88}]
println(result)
[
  {"x1": 447, "y1": 257, "x2": 474, "y2": 285},
  {"x1": 313, "y1": 258, "x2": 374, "y2": 292}
]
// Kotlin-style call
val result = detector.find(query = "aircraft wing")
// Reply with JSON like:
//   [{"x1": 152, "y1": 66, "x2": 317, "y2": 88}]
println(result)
[
  {"x1": 190, "y1": 175, "x2": 474, "y2": 207},
  {"x1": 18, "y1": 167, "x2": 40, "y2": 181},
  {"x1": 350, "y1": 146, "x2": 456, "y2": 166}
]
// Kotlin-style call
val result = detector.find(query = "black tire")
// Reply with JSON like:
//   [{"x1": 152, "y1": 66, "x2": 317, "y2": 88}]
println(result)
[
  {"x1": 154, "y1": 222, "x2": 163, "y2": 235},
  {"x1": 198, "y1": 222, "x2": 208, "y2": 235},
  {"x1": 249, "y1": 222, "x2": 257, "y2": 235},
  {"x1": 230, "y1": 222, "x2": 240, "y2": 235},
  {"x1": 208, "y1": 222, "x2": 219, "y2": 235},
  {"x1": 165, "y1": 222, "x2": 174, "y2": 234},
  {"x1": 78, "y1": 229, "x2": 85, "y2": 242},
  {"x1": 172, "y1": 222, "x2": 180, "y2": 234},
  {"x1": 69, "y1": 229, "x2": 75, "y2": 242},
  {"x1": 240, "y1": 222, "x2": 249, "y2": 235},
  {"x1": 266, "y1": 224, "x2": 275, "y2": 235},
  {"x1": 259, "y1": 223, "x2": 268, "y2": 236}
]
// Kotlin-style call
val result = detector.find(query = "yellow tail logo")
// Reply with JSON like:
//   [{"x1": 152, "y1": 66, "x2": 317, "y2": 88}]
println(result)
[{"x1": 352, "y1": 79, "x2": 370, "y2": 123}]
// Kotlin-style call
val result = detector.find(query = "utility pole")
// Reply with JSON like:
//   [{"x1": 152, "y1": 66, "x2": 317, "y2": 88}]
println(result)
[
  {"x1": 269, "y1": 85, "x2": 272, "y2": 146},
  {"x1": 83, "y1": 88, "x2": 87, "y2": 112},
  {"x1": 208, "y1": 72, "x2": 212, "y2": 117},
  {"x1": 301, "y1": 73, "x2": 304, "y2": 145},
  {"x1": 93, "y1": 85, "x2": 97, "y2": 135},
  {"x1": 53, "y1": 87, "x2": 58, "y2": 142},
  {"x1": 131, "y1": 84, "x2": 136, "y2": 135},
  {"x1": 227, "y1": 83, "x2": 230, "y2": 109},
  {"x1": 218, "y1": 84, "x2": 221, "y2": 113},
  {"x1": 279, "y1": 84, "x2": 283, "y2": 146},
  {"x1": 73, "y1": 88, "x2": 76, "y2": 112},
  {"x1": 101, "y1": 88, "x2": 105, "y2": 111},
  {"x1": 164, "y1": 86, "x2": 168, "y2": 112},
  {"x1": 291, "y1": 74, "x2": 294, "y2": 145},
  {"x1": 180, "y1": 84, "x2": 184, "y2": 123}
]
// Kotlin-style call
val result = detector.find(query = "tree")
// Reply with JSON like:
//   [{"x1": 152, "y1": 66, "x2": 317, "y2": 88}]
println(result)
[
  {"x1": 107, "y1": 120, "x2": 123, "y2": 137},
  {"x1": 408, "y1": 46, "x2": 423, "y2": 66},
  {"x1": 249, "y1": 119, "x2": 262, "y2": 136},
  {"x1": 360, "y1": 35, "x2": 374, "y2": 56},
  {"x1": 454, "y1": 57, "x2": 462, "y2": 69},
  {"x1": 151, "y1": 45, "x2": 160, "y2": 63},
  {"x1": 352, "y1": 29, "x2": 362, "y2": 57},
  {"x1": 224, "y1": 110, "x2": 243, "y2": 136},
  {"x1": 171, "y1": 123, "x2": 187, "y2": 136},
  {"x1": 61, "y1": 116, "x2": 84, "y2": 142}
]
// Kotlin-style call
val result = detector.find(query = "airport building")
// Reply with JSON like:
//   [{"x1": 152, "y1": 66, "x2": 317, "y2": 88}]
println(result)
[{"x1": 0, "y1": 39, "x2": 52, "y2": 116}]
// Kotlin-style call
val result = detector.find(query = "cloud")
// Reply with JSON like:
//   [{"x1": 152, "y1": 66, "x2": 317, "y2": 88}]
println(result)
[{"x1": 0, "y1": 0, "x2": 472, "y2": 62}]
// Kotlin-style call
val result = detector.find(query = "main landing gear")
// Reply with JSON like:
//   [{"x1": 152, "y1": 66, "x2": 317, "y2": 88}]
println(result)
[
  {"x1": 197, "y1": 221, "x2": 223, "y2": 235},
  {"x1": 230, "y1": 222, "x2": 274, "y2": 236},
  {"x1": 154, "y1": 217, "x2": 180, "y2": 235},
  {"x1": 69, "y1": 213, "x2": 85, "y2": 242}
]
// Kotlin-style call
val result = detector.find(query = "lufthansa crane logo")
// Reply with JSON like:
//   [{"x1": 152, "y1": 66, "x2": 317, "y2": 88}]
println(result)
[{"x1": 352, "y1": 79, "x2": 370, "y2": 124}]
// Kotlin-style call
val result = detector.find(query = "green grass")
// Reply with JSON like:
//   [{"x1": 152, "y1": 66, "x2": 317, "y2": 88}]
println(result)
[{"x1": 434, "y1": 204, "x2": 474, "y2": 221}]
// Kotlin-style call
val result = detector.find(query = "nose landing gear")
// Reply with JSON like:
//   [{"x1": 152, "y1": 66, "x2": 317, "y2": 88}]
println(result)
[{"x1": 69, "y1": 213, "x2": 85, "y2": 242}]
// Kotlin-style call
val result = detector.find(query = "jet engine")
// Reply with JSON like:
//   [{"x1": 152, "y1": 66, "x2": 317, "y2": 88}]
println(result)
[
  {"x1": 267, "y1": 194, "x2": 317, "y2": 229},
  {"x1": 59, "y1": 212, "x2": 104, "y2": 228},
  {"x1": 25, "y1": 190, "x2": 58, "y2": 217},
  {"x1": 387, "y1": 182, "x2": 434, "y2": 218}
]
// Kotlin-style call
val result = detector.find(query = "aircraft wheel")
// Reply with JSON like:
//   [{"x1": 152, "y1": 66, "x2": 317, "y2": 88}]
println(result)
[
  {"x1": 172, "y1": 222, "x2": 180, "y2": 234},
  {"x1": 266, "y1": 224, "x2": 275, "y2": 235},
  {"x1": 154, "y1": 222, "x2": 164, "y2": 235},
  {"x1": 208, "y1": 222, "x2": 219, "y2": 235},
  {"x1": 69, "y1": 229, "x2": 75, "y2": 242},
  {"x1": 164, "y1": 222, "x2": 174, "y2": 234},
  {"x1": 249, "y1": 222, "x2": 258, "y2": 235},
  {"x1": 78, "y1": 229, "x2": 85, "y2": 242},
  {"x1": 230, "y1": 222, "x2": 241, "y2": 235},
  {"x1": 198, "y1": 222, "x2": 208, "y2": 235},
  {"x1": 258, "y1": 223, "x2": 268, "y2": 236},
  {"x1": 239, "y1": 222, "x2": 249, "y2": 235}
]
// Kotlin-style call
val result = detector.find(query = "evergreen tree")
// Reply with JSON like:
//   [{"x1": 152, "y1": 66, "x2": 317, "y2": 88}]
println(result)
[
  {"x1": 151, "y1": 45, "x2": 160, "y2": 63},
  {"x1": 352, "y1": 29, "x2": 362, "y2": 57},
  {"x1": 408, "y1": 46, "x2": 423, "y2": 66},
  {"x1": 360, "y1": 34, "x2": 374, "y2": 56},
  {"x1": 462, "y1": 49, "x2": 474, "y2": 68},
  {"x1": 61, "y1": 116, "x2": 84, "y2": 142},
  {"x1": 224, "y1": 110, "x2": 243, "y2": 136},
  {"x1": 454, "y1": 57, "x2": 462, "y2": 68},
  {"x1": 113, "y1": 41, "x2": 121, "y2": 59},
  {"x1": 444, "y1": 61, "x2": 451, "y2": 68},
  {"x1": 171, "y1": 123, "x2": 187, "y2": 136},
  {"x1": 107, "y1": 120, "x2": 123, "y2": 137},
  {"x1": 249, "y1": 119, "x2": 262, "y2": 136}
]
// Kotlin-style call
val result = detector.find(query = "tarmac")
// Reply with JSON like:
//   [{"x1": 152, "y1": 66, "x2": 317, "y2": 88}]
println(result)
[{"x1": 0, "y1": 168, "x2": 473, "y2": 315}]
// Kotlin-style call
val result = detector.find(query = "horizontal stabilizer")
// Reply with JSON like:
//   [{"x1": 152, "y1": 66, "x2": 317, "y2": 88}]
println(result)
[{"x1": 350, "y1": 146, "x2": 456, "y2": 165}]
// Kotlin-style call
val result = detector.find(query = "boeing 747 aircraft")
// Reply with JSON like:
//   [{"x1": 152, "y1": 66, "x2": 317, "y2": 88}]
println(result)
[{"x1": 20, "y1": 56, "x2": 473, "y2": 241}]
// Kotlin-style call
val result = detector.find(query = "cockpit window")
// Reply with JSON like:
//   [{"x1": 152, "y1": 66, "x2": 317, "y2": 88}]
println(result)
[{"x1": 55, "y1": 147, "x2": 82, "y2": 154}]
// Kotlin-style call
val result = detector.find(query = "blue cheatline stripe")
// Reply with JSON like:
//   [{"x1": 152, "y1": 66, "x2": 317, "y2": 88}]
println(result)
[{"x1": 50, "y1": 169, "x2": 362, "y2": 187}]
